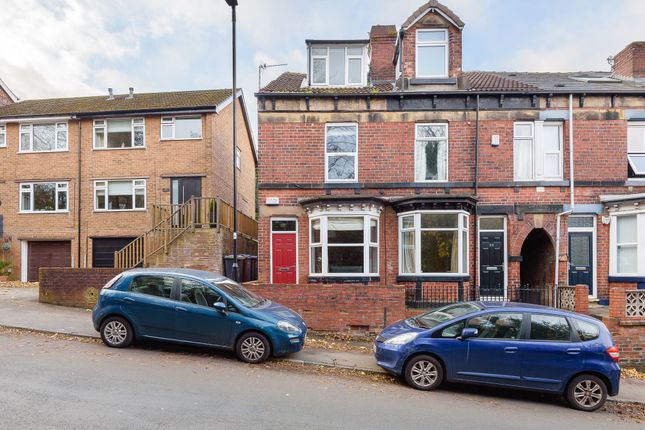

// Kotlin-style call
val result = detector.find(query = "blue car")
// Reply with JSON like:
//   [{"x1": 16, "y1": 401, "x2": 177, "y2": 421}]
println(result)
[
  {"x1": 374, "y1": 302, "x2": 620, "y2": 411},
  {"x1": 92, "y1": 268, "x2": 307, "y2": 363}
]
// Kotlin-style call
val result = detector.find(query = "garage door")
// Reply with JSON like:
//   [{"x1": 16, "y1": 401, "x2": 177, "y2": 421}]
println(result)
[
  {"x1": 28, "y1": 241, "x2": 71, "y2": 282},
  {"x1": 92, "y1": 237, "x2": 136, "y2": 268}
]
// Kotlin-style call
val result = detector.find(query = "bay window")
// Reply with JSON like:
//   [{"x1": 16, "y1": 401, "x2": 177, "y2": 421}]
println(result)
[
  {"x1": 310, "y1": 215, "x2": 378, "y2": 276},
  {"x1": 310, "y1": 45, "x2": 366, "y2": 86},
  {"x1": 628, "y1": 122, "x2": 645, "y2": 177},
  {"x1": 415, "y1": 123, "x2": 448, "y2": 181},
  {"x1": 94, "y1": 118, "x2": 145, "y2": 149},
  {"x1": 19, "y1": 123, "x2": 68, "y2": 152},
  {"x1": 325, "y1": 123, "x2": 358, "y2": 182},
  {"x1": 20, "y1": 182, "x2": 68, "y2": 212},
  {"x1": 514, "y1": 121, "x2": 563, "y2": 181},
  {"x1": 611, "y1": 212, "x2": 645, "y2": 276},
  {"x1": 416, "y1": 29, "x2": 448, "y2": 78},
  {"x1": 161, "y1": 116, "x2": 202, "y2": 140},
  {"x1": 399, "y1": 211, "x2": 469, "y2": 276},
  {"x1": 94, "y1": 179, "x2": 146, "y2": 211}
]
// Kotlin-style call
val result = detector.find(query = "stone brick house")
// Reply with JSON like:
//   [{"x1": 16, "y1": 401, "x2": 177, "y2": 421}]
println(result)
[
  {"x1": 0, "y1": 86, "x2": 257, "y2": 281},
  {"x1": 255, "y1": 1, "x2": 645, "y2": 306}
]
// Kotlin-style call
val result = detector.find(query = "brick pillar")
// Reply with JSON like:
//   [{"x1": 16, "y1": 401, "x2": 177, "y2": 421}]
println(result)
[
  {"x1": 574, "y1": 284, "x2": 589, "y2": 314},
  {"x1": 609, "y1": 286, "x2": 628, "y2": 318}
]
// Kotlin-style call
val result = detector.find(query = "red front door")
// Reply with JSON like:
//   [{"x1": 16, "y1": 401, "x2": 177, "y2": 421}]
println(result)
[{"x1": 272, "y1": 232, "x2": 297, "y2": 283}]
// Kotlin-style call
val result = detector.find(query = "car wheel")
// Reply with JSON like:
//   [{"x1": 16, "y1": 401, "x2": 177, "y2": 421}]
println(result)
[
  {"x1": 236, "y1": 332, "x2": 271, "y2": 364},
  {"x1": 566, "y1": 374, "x2": 607, "y2": 412},
  {"x1": 404, "y1": 355, "x2": 444, "y2": 391},
  {"x1": 100, "y1": 316, "x2": 133, "y2": 348}
]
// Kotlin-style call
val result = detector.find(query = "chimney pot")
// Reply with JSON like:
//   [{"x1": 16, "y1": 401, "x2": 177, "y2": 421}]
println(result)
[
  {"x1": 107, "y1": 88, "x2": 114, "y2": 100},
  {"x1": 127, "y1": 87, "x2": 134, "y2": 99}
]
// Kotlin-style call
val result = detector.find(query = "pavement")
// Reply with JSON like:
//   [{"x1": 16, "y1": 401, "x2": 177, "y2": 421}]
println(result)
[{"x1": 0, "y1": 287, "x2": 643, "y2": 405}]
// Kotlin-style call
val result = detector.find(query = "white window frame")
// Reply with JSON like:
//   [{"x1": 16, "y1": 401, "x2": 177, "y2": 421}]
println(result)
[
  {"x1": 18, "y1": 122, "x2": 68, "y2": 153},
  {"x1": 309, "y1": 213, "x2": 379, "y2": 277},
  {"x1": 93, "y1": 118, "x2": 145, "y2": 150},
  {"x1": 310, "y1": 45, "x2": 367, "y2": 87},
  {"x1": 513, "y1": 121, "x2": 563, "y2": 181},
  {"x1": 0, "y1": 124, "x2": 5, "y2": 148},
  {"x1": 398, "y1": 210, "x2": 469, "y2": 276},
  {"x1": 19, "y1": 182, "x2": 69, "y2": 213},
  {"x1": 415, "y1": 123, "x2": 449, "y2": 182},
  {"x1": 610, "y1": 211, "x2": 645, "y2": 276},
  {"x1": 628, "y1": 122, "x2": 645, "y2": 176},
  {"x1": 160, "y1": 116, "x2": 203, "y2": 140},
  {"x1": 568, "y1": 215, "x2": 597, "y2": 298},
  {"x1": 270, "y1": 217, "x2": 299, "y2": 284},
  {"x1": 93, "y1": 179, "x2": 147, "y2": 212},
  {"x1": 236, "y1": 146, "x2": 241, "y2": 170},
  {"x1": 325, "y1": 123, "x2": 358, "y2": 183},
  {"x1": 477, "y1": 216, "x2": 508, "y2": 297},
  {"x1": 415, "y1": 29, "x2": 449, "y2": 78}
]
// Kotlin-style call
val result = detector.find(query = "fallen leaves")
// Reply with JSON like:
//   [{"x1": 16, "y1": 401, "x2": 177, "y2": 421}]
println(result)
[
  {"x1": 0, "y1": 281, "x2": 39, "y2": 289},
  {"x1": 622, "y1": 368, "x2": 645, "y2": 380}
]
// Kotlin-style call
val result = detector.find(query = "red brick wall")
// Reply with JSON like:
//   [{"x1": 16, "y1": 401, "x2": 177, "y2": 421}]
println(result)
[
  {"x1": 369, "y1": 25, "x2": 397, "y2": 82},
  {"x1": 39, "y1": 267, "x2": 122, "y2": 308},
  {"x1": 0, "y1": 86, "x2": 13, "y2": 106},
  {"x1": 613, "y1": 41, "x2": 645, "y2": 80},
  {"x1": 245, "y1": 282, "x2": 406, "y2": 332},
  {"x1": 604, "y1": 285, "x2": 645, "y2": 366}
]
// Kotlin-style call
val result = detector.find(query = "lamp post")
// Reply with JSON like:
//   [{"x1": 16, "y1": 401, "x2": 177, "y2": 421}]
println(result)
[{"x1": 225, "y1": 0, "x2": 239, "y2": 281}]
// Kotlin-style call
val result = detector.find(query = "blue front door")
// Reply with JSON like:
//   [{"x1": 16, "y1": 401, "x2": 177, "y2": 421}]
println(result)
[
  {"x1": 123, "y1": 274, "x2": 177, "y2": 339},
  {"x1": 520, "y1": 313, "x2": 582, "y2": 392},
  {"x1": 568, "y1": 232, "x2": 593, "y2": 296},
  {"x1": 174, "y1": 277, "x2": 233, "y2": 347},
  {"x1": 452, "y1": 312, "x2": 525, "y2": 386}
]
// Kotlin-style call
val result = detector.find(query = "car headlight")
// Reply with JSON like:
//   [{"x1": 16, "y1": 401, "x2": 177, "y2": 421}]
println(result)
[
  {"x1": 277, "y1": 320, "x2": 302, "y2": 334},
  {"x1": 384, "y1": 332, "x2": 419, "y2": 345}
]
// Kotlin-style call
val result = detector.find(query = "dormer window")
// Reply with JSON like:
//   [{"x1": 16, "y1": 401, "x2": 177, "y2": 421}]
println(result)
[
  {"x1": 310, "y1": 44, "x2": 366, "y2": 86},
  {"x1": 416, "y1": 29, "x2": 448, "y2": 78}
]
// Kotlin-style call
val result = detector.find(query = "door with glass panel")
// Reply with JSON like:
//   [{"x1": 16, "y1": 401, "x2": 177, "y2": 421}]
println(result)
[
  {"x1": 479, "y1": 217, "x2": 506, "y2": 298},
  {"x1": 170, "y1": 177, "x2": 201, "y2": 226},
  {"x1": 568, "y1": 216, "x2": 595, "y2": 297},
  {"x1": 271, "y1": 219, "x2": 297, "y2": 284}
]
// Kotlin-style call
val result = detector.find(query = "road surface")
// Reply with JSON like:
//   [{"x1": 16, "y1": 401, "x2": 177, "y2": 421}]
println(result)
[{"x1": 0, "y1": 331, "x2": 640, "y2": 430}]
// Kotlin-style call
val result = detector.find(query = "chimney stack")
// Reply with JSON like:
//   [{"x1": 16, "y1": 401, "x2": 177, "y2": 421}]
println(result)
[
  {"x1": 612, "y1": 41, "x2": 645, "y2": 81},
  {"x1": 369, "y1": 25, "x2": 397, "y2": 83},
  {"x1": 107, "y1": 88, "x2": 114, "y2": 100},
  {"x1": 127, "y1": 87, "x2": 134, "y2": 99}
]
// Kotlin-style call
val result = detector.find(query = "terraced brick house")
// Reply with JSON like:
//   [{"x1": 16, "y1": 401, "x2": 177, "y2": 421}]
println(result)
[
  {"x1": 0, "y1": 85, "x2": 258, "y2": 281},
  {"x1": 255, "y1": 1, "x2": 645, "y2": 309}
]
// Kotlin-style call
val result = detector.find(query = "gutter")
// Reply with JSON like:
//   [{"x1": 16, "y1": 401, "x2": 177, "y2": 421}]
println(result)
[{"x1": 554, "y1": 94, "x2": 576, "y2": 300}]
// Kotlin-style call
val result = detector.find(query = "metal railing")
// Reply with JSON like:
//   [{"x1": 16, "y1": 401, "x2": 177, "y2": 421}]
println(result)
[
  {"x1": 115, "y1": 197, "x2": 258, "y2": 269},
  {"x1": 405, "y1": 284, "x2": 556, "y2": 309}
]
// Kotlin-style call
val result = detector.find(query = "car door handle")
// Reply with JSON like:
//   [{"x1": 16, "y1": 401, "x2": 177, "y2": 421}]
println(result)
[
  {"x1": 504, "y1": 347, "x2": 519, "y2": 353},
  {"x1": 122, "y1": 297, "x2": 135, "y2": 303},
  {"x1": 567, "y1": 348, "x2": 582, "y2": 355},
  {"x1": 175, "y1": 306, "x2": 187, "y2": 312}
]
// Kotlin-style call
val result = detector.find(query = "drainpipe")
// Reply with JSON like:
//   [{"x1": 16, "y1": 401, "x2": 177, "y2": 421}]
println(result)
[
  {"x1": 76, "y1": 116, "x2": 82, "y2": 268},
  {"x1": 473, "y1": 95, "x2": 480, "y2": 295},
  {"x1": 554, "y1": 94, "x2": 575, "y2": 302}
]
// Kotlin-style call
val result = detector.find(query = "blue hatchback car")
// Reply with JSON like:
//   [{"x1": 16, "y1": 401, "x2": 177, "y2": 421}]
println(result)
[
  {"x1": 92, "y1": 268, "x2": 307, "y2": 363},
  {"x1": 374, "y1": 302, "x2": 620, "y2": 411}
]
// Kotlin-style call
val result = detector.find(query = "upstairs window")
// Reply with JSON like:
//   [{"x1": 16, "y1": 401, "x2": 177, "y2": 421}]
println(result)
[
  {"x1": 416, "y1": 29, "x2": 448, "y2": 78},
  {"x1": 325, "y1": 123, "x2": 358, "y2": 182},
  {"x1": 311, "y1": 45, "x2": 366, "y2": 86},
  {"x1": 235, "y1": 146, "x2": 241, "y2": 170},
  {"x1": 20, "y1": 182, "x2": 68, "y2": 213},
  {"x1": 94, "y1": 179, "x2": 146, "y2": 211},
  {"x1": 415, "y1": 123, "x2": 448, "y2": 181},
  {"x1": 19, "y1": 123, "x2": 68, "y2": 152},
  {"x1": 0, "y1": 124, "x2": 5, "y2": 147},
  {"x1": 161, "y1": 116, "x2": 202, "y2": 140},
  {"x1": 628, "y1": 122, "x2": 645, "y2": 177},
  {"x1": 514, "y1": 121, "x2": 563, "y2": 181},
  {"x1": 94, "y1": 118, "x2": 145, "y2": 149}
]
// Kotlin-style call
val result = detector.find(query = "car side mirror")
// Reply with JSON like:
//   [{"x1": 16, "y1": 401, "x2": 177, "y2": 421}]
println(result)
[
  {"x1": 213, "y1": 302, "x2": 227, "y2": 313},
  {"x1": 458, "y1": 328, "x2": 478, "y2": 340}
]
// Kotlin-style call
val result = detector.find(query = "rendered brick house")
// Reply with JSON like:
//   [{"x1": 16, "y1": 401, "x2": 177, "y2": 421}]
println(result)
[
  {"x1": 0, "y1": 86, "x2": 257, "y2": 281},
  {"x1": 256, "y1": 0, "x2": 645, "y2": 306}
]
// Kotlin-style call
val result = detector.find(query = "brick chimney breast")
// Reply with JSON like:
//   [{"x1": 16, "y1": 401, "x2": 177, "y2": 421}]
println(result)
[
  {"x1": 613, "y1": 41, "x2": 645, "y2": 81},
  {"x1": 369, "y1": 25, "x2": 398, "y2": 83}
]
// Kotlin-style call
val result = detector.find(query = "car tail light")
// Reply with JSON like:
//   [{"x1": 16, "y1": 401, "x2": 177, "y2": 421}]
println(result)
[{"x1": 606, "y1": 346, "x2": 620, "y2": 362}]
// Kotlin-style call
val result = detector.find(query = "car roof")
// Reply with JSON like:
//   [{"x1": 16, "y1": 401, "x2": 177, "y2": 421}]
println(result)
[
  {"x1": 472, "y1": 301, "x2": 601, "y2": 323},
  {"x1": 122, "y1": 267, "x2": 228, "y2": 282}
]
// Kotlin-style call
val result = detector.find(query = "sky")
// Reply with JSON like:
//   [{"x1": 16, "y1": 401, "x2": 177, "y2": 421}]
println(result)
[{"x1": 1, "y1": 0, "x2": 644, "y2": 137}]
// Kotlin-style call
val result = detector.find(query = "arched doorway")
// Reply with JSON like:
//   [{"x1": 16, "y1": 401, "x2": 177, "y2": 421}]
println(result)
[{"x1": 519, "y1": 229, "x2": 555, "y2": 305}]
